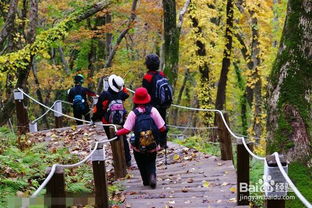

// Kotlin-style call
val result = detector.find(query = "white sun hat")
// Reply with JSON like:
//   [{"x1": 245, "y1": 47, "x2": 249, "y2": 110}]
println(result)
[{"x1": 108, "y1": 74, "x2": 124, "y2": 92}]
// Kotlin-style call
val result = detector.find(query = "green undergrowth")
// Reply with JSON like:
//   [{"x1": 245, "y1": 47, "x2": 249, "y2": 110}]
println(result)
[
  {"x1": 0, "y1": 127, "x2": 123, "y2": 207},
  {"x1": 249, "y1": 159, "x2": 265, "y2": 208},
  {"x1": 286, "y1": 162, "x2": 312, "y2": 208},
  {"x1": 170, "y1": 135, "x2": 221, "y2": 156}
]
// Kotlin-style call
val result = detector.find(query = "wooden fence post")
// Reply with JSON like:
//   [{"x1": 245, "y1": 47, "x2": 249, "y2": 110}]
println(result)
[
  {"x1": 216, "y1": 112, "x2": 233, "y2": 160},
  {"x1": 45, "y1": 166, "x2": 66, "y2": 208},
  {"x1": 237, "y1": 139, "x2": 251, "y2": 205},
  {"x1": 108, "y1": 126, "x2": 127, "y2": 179},
  {"x1": 92, "y1": 142, "x2": 109, "y2": 208},
  {"x1": 265, "y1": 154, "x2": 288, "y2": 208},
  {"x1": 14, "y1": 90, "x2": 29, "y2": 135},
  {"x1": 54, "y1": 101, "x2": 63, "y2": 128}
]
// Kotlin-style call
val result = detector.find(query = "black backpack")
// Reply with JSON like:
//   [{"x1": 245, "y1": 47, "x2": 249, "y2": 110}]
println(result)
[
  {"x1": 107, "y1": 99, "x2": 126, "y2": 125},
  {"x1": 132, "y1": 106, "x2": 159, "y2": 152},
  {"x1": 73, "y1": 94, "x2": 86, "y2": 111},
  {"x1": 152, "y1": 73, "x2": 173, "y2": 107}
]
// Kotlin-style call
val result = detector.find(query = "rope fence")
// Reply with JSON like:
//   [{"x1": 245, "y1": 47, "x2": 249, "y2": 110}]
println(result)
[
  {"x1": 127, "y1": 87, "x2": 312, "y2": 208},
  {"x1": 14, "y1": 87, "x2": 312, "y2": 208},
  {"x1": 17, "y1": 88, "x2": 118, "y2": 132}
]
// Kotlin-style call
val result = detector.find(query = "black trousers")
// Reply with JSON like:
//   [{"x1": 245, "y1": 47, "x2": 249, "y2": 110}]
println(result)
[
  {"x1": 155, "y1": 106, "x2": 167, "y2": 123},
  {"x1": 104, "y1": 126, "x2": 131, "y2": 163},
  {"x1": 133, "y1": 151, "x2": 157, "y2": 185},
  {"x1": 73, "y1": 110, "x2": 90, "y2": 125}
]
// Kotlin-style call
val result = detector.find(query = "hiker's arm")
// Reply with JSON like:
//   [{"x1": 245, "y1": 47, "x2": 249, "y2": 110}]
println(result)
[
  {"x1": 142, "y1": 75, "x2": 153, "y2": 95},
  {"x1": 122, "y1": 87, "x2": 130, "y2": 99},
  {"x1": 92, "y1": 94, "x2": 106, "y2": 121},
  {"x1": 116, "y1": 128, "x2": 131, "y2": 136},
  {"x1": 86, "y1": 88, "x2": 97, "y2": 97},
  {"x1": 67, "y1": 89, "x2": 73, "y2": 102},
  {"x1": 150, "y1": 108, "x2": 167, "y2": 147},
  {"x1": 116, "y1": 111, "x2": 136, "y2": 135}
]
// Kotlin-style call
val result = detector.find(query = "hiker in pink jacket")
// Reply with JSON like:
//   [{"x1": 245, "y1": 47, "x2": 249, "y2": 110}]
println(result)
[{"x1": 116, "y1": 87, "x2": 167, "y2": 189}]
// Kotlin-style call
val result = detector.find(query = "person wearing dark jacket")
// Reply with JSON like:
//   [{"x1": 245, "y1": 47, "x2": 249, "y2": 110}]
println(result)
[
  {"x1": 68, "y1": 74, "x2": 96, "y2": 125},
  {"x1": 142, "y1": 54, "x2": 169, "y2": 149},
  {"x1": 92, "y1": 74, "x2": 132, "y2": 166},
  {"x1": 142, "y1": 54, "x2": 167, "y2": 122}
]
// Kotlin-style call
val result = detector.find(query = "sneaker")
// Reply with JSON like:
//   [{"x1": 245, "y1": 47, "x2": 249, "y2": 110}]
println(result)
[{"x1": 149, "y1": 174, "x2": 156, "y2": 189}]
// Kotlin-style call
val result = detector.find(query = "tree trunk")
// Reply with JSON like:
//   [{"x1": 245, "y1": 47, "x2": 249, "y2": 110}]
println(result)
[
  {"x1": 58, "y1": 47, "x2": 70, "y2": 74},
  {"x1": 172, "y1": 68, "x2": 189, "y2": 125},
  {"x1": 215, "y1": 0, "x2": 234, "y2": 110},
  {"x1": 0, "y1": 0, "x2": 19, "y2": 48},
  {"x1": 267, "y1": 0, "x2": 312, "y2": 162},
  {"x1": 190, "y1": 15, "x2": 213, "y2": 125},
  {"x1": 163, "y1": 0, "x2": 179, "y2": 86},
  {"x1": 88, "y1": 39, "x2": 96, "y2": 90},
  {"x1": 249, "y1": 13, "x2": 262, "y2": 140},
  {"x1": 234, "y1": 62, "x2": 247, "y2": 135},
  {"x1": 105, "y1": 13, "x2": 112, "y2": 61},
  {"x1": 32, "y1": 60, "x2": 50, "y2": 129}
]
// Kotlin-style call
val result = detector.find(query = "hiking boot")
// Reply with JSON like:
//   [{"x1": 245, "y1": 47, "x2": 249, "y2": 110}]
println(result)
[{"x1": 149, "y1": 174, "x2": 156, "y2": 189}]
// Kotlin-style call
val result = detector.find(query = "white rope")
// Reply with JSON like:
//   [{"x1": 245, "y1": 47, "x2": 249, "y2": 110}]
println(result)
[
  {"x1": 128, "y1": 87, "x2": 311, "y2": 205},
  {"x1": 240, "y1": 137, "x2": 265, "y2": 160},
  {"x1": 31, "y1": 136, "x2": 118, "y2": 198},
  {"x1": 127, "y1": 87, "x2": 265, "y2": 160},
  {"x1": 167, "y1": 124, "x2": 218, "y2": 130},
  {"x1": 274, "y1": 152, "x2": 312, "y2": 208},
  {"x1": 31, "y1": 101, "x2": 57, "y2": 124},
  {"x1": 17, "y1": 88, "x2": 118, "y2": 132}
]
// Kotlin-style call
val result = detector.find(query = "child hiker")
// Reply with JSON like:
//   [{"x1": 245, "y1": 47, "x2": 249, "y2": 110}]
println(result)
[{"x1": 116, "y1": 87, "x2": 167, "y2": 189}]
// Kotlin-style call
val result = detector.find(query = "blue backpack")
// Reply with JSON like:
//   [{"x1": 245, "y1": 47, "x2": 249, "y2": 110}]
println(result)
[
  {"x1": 132, "y1": 106, "x2": 159, "y2": 152},
  {"x1": 73, "y1": 95, "x2": 86, "y2": 111},
  {"x1": 152, "y1": 73, "x2": 173, "y2": 107}
]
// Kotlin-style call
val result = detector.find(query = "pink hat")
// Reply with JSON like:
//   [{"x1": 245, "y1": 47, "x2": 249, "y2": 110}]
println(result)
[{"x1": 132, "y1": 87, "x2": 151, "y2": 104}]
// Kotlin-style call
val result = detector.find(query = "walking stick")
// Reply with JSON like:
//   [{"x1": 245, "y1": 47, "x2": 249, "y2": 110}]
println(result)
[{"x1": 165, "y1": 146, "x2": 167, "y2": 166}]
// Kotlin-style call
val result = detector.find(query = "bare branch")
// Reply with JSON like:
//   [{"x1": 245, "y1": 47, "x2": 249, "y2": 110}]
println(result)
[{"x1": 104, "y1": 0, "x2": 138, "y2": 68}]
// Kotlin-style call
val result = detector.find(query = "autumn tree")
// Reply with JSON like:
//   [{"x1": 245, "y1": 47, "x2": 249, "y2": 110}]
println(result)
[
  {"x1": 267, "y1": 0, "x2": 312, "y2": 163},
  {"x1": 163, "y1": 0, "x2": 179, "y2": 86}
]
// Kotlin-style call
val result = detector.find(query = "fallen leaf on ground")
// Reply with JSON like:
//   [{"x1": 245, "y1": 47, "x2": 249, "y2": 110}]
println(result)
[
  {"x1": 229, "y1": 187, "x2": 237, "y2": 193},
  {"x1": 173, "y1": 154, "x2": 180, "y2": 161},
  {"x1": 202, "y1": 180, "x2": 210, "y2": 188}
]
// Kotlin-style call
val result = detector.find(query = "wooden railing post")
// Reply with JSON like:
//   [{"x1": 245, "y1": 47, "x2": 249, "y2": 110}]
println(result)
[
  {"x1": 265, "y1": 154, "x2": 288, "y2": 208},
  {"x1": 14, "y1": 90, "x2": 29, "y2": 135},
  {"x1": 54, "y1": 101, "x2": 63, "y2": 128},
  {"x1": 108, "y1": 126, "x2": 127, "y2": 179},
  {"x1": 237, "y1": 139, "x2": 251, "y2": 205},
  {"x1": 216, "y1": 112, "x2": 233, "y2": 160},
  {"x1": 92, "y1": 142, "x2": 109, "y2": 208},
  {"x1": 45, "y1": 166, "x2": 66, "y2": 208}
]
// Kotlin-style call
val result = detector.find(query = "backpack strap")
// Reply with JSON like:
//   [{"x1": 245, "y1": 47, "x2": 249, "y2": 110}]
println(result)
[
  {"x1": 133, "y1": 108, "x2": 140, "y2": 116},
  {"x1": 145, "y1": 106, "x2": 152, "y2": 114},
  {"x1": 133, "y1": 106, "x2": 152, "y2": 116}
]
